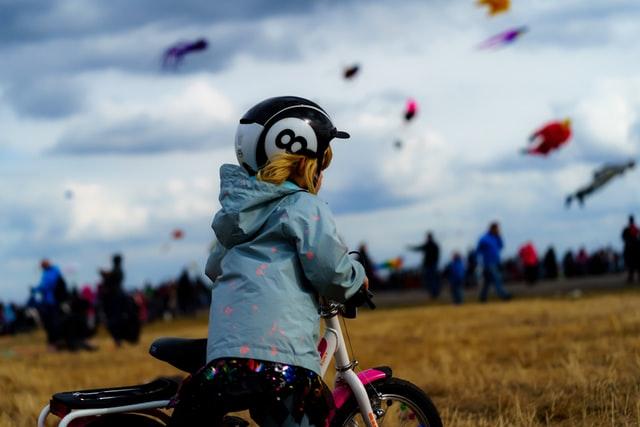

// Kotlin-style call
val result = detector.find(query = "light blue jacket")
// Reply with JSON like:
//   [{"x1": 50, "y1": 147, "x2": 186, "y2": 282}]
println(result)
[{"x1": 205, "y1": 164, "x2": 365, "y2": 375}]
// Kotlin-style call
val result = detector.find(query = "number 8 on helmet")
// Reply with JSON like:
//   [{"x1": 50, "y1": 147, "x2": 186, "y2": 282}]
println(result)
[{"x1": 234, "y1": 96, "x2": 350, "y2": 178}]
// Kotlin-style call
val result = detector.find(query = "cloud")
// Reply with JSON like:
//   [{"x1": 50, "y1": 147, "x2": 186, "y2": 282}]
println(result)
[
  {"x1": 0, "y1": 10, "x2": 306, "y2": 120},
  {"x1": 50, "y1": 78, "x2": 235, "y2": 154},
  {"x1": 0, "y1": 0, "x2": 316, "y2": 44},
  {"x1": 3, "y1": 75, "x2": 86, "y2": 119}
]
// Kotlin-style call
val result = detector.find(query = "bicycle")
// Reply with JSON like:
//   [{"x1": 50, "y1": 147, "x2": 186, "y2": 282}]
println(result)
[{"x1": 37, "y1": 289, "x2": 442, "y2": 427}]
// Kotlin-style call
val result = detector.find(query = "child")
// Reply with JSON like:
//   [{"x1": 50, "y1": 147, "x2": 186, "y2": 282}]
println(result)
[
  {"x1": 170, "y1": 96, "x2": 368, "y2": 427},
  {"x1": 444, "y1": 252, "x2": 465, "y2": 305}
]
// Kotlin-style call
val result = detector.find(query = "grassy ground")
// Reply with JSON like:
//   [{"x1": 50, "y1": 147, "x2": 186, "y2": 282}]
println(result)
[{"x1": 1, "y1": 289, "x2": 639, "y2": 426}]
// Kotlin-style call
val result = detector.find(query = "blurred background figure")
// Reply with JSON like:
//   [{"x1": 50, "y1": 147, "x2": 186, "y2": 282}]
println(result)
[
  {"x1": 575, "y1": 247, "x2": 589, "y2": 277},
  {"x1": 518, "y1": 241, "x2": 539, "y2": 285},
  {"x1": 465, "y1": 248, "x2": 478, "y2": 289},
  {"x1": 0, "y1": 302, "x2": 17, "y2": 335},
  {"x1": 477, "y1": 222, "x2": 511, "y2": 302},
  {"x1": 621, "y1": 215, "x2": 640, "y2": 283},
  {"x1": 176, "y1": 268, "x2": 196, "y2": 316},
  {"x1": 98, "y1": 254, "x2": 140, "y2": 347},
  {"x1": 31, "y1": 259, "x2": 66, "y2": 350},
  {"x1": 409, "y1": 232, "x2": 441, "y2": 298},
  {"x1": 562, "y1": 250, "x2": 576, "y2": 278},
  {"x1": 542, "y1": 247, "x2": 559, "y2": 280},
  {"x1": 356, "y1": 243, "x2": 383, "y2": 290},
  {"x1": 443, "y1": 252, "x2": 465, "y2": 305}
]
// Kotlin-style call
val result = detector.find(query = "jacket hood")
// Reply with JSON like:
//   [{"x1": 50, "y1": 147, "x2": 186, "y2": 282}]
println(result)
[{"x1": 212, "y1": 164, "x2": 302, "y2": 248}]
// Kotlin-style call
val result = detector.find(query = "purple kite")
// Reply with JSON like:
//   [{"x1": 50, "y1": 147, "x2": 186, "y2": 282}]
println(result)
[
  {"x1": 478, "y1": 26, "x2": 528, "y2": 49},
  {"x1": 162, "y1": 38, "x2": 208, "y2": 69}
]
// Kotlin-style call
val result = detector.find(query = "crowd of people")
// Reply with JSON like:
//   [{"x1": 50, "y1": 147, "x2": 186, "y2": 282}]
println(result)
[
  {"x1": 1, "y1": 215, "x2": 638, "y2": 343},
  {"x1": 359, "y1": 216, "x2": 637, "y2": 305},
  {"x1": 0, "y1": 254, "x2": 212, "y2": 350}
]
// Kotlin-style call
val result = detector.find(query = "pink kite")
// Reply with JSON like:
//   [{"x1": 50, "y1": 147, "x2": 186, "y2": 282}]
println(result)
[{"x1": 404, "y1": 99, "x2": 418, "y2": 122}]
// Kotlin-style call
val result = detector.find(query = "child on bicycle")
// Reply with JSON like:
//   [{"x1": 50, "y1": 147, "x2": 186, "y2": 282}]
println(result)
[{"x1": 170, "y1": 96, "x2": 368, "y2": 427}]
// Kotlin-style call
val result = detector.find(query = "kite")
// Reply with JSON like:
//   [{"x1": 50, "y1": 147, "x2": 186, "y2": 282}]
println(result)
[
  {"x1": 565, "y1": 160, "x2": 636, "y2": 207},
  {"x1": 343, "y1": 64, "x2": 360, "y2": 80},
  {"x1": 478, "y1": 26, "x2": 528, "y2": 49},
  {"x1": 376, "y1": 257, "x2": 404, "y2": 271},
  {"x1": 171, "y1": 229, "x2": 185, "y2": 240},
  {"x1": 477, "y1": 0, "x2": 511, "y2": 16},
  {"x1": 162, "y1": 38, "x2": 208, "y2": 69},
  {"x1": 522, "y1": 118, "x2": 572, "y2": 156},
  {"x1": 404, "y1": 99, "x2": 418, "y2": 122},
  {"x1": 64, "y1": 189, "x2": 74, "y2": 200},
  {"x1": 393, "y1": 140, "x2": 403, "y2": 150}
]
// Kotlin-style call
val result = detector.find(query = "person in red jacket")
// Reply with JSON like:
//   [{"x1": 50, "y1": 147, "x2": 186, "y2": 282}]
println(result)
[
  {"x1": 518, "y1": 241, "x2": 539, "y2": 285},
  {"x1": 522, "y1": 118, "x2": 572, "y2": 156}
]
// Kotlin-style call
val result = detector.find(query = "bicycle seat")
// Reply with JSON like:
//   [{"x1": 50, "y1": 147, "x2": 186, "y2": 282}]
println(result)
[
  {"x1": 149, "y1": 337, "x2": 207, "y2": 374},
  {"x1": 50, "y1": 378, "x2": 178, "y2": 412}
]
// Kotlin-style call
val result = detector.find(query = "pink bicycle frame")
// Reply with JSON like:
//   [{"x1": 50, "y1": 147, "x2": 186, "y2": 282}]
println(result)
[{"x1": 319, "y1": 313, "x2": 389, "y2": 427}]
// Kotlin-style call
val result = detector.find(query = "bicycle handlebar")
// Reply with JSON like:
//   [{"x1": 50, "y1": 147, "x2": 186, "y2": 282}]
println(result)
[{"x1": 341, "y1": 287, "x2": 375, "y2": 319}]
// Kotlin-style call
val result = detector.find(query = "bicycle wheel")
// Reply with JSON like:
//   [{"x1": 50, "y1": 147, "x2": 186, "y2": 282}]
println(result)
[
  {"x1": 82, "y1": 413, "x2": 166, "y2": 426},
  {"x1": 331, "y1": 377, "x2": 442, "y2": 427}
]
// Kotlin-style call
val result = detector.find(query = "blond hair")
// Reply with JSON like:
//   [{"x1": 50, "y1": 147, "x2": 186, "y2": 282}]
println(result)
[{"x1": 257, "y1": 147, "x2": 333, "y2": 195}]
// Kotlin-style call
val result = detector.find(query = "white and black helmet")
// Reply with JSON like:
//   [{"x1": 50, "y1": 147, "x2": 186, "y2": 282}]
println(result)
[{"x1": 235, "y1": 96, "x2": 350, "y2": 175}]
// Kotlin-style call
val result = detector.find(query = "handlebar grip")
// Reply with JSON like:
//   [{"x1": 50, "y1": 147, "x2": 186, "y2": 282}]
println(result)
[{"x1": 364, "y1": 291, "x2": 376, "y2": 310}]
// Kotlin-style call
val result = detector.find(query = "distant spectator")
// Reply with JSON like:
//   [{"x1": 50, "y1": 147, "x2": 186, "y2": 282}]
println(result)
[
  {"x1": 98, "y1": 254, "x2": 140, "y2": 346},
  {"x1": 61, "y1": 289, "x2": 97, "y2": 351},
  {"x1": 476, "y1": 222, "x2": 511, "y2": 302},
  {"x1": 356, "y1": 243, "x2": 383, "y2": 290},
  {"x1": 562, "y1": 250, "x2": 576, "y2": 278},
  {"x1": 2, "y1": 302, "x2": 17, "y2": 335},
  {"x1": 621, "y1": 215, "x2": 640, "y2": 283},
  {"x1": 408, "y1": 232, "x2": 441, "y2": 298},
  {"x1": 32, "y1": 259, "x2": 66, "y2": 350},
  {"x1": 518, "y1": 241, "x2": 539, "y2": 285},
  {"x1": 443, "y1": 252, "x2": 465, "y2": 305},
  {"x1": 80, "y1": 284, "x2": 97, "y2": 331},
  {"x1": 465, "y1": 248, "x2": 478, "y2": 288},
  {"x1": 543, "y1": 247, "x2": 559, "y2": 279},
  {"x1": 575, "y1": 247, "x2": 589, "y2": 276},
  {"x1": 177, "y1": 269, "x2": 196, "y2": 316}
]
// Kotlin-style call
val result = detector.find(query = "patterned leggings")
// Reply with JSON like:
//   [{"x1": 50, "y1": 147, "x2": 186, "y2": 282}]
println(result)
[{"x1": 169, "y1": 358, "x2": 334, "y2": 427}]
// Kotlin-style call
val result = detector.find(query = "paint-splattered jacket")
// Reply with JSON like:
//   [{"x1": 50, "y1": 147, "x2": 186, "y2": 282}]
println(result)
[{"x1": 205, "y1": 164, "x2": 365, "y2": 375}]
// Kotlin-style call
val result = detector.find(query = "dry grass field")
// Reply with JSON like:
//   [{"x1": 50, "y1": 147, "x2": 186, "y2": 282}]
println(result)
[{"x1": 1, "y1": 289, "x2": 640, "y2": 426}]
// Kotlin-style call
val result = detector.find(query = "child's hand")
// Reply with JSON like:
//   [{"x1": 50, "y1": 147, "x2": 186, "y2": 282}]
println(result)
[{"x1": 362, "y1": 275, "x2": 369, "y2": 290}]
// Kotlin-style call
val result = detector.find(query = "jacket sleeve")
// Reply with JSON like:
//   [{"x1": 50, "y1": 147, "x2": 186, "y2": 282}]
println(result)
[
  {"x1": 205, "y1": 238, "x2": 227, "y2": 288},
  {"x1": 283, "y1": 199, "x2": 365, "y2": 302}
]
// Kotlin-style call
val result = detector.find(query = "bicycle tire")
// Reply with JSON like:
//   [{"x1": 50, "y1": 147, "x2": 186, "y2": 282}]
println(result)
[
  {"x1": 331, "y1": 377, "x2": 442, "y2": 427},
  {"x1": 81, "y1": 413, "x2": 166, "y2": 426}
]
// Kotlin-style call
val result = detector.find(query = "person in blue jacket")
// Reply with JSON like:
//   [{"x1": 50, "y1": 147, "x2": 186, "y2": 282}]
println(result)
[
  {"x1": 476, "y1": 222, "x2": 511, "y2": 302},
  {"x1": 170, "y1": 97, "x2": 368, "y2": 427},
  {"x1": 444, "y1": 252, "x2": 465, "y2": 305},
  {"x1": 31, "y1": 259, "x2": 65, "y2": 348}
]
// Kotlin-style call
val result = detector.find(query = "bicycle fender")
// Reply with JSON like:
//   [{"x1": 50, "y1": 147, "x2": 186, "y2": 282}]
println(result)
[{"x1": 332, "y1": 366, "x2": 392, "y2": 409}]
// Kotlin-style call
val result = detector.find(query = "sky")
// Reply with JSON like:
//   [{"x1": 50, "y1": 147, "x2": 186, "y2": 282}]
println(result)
[{"x1": 1, "y1": 0, "x2": 639, "y2": 302}]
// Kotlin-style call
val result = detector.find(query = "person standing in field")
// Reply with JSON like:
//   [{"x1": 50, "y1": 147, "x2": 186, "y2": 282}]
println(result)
[
  {"x1": 408, "y1": 231, "x2": 441, "y2": 298},
  {"x1": 99, "y1": 253, "x2": 140, "y2": 346},
  {"x1": 542, "y1": 246, "x2": 559, "y2": 279},
  {"x1": 621, "y1": 215, "x2": 640, "y2": 283},
  {"x1": 443, "y1": 252, "x2": 465, "y2": 305},
  {"x1": 476, "y1": 222, "x2": 511, "y2": 302},
  {"x1": 518, "y1": 241, "x2": 539, "y2": 285},
  {"x1": 31, "y1": 259, "x2": 66, "y2": 350}
]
